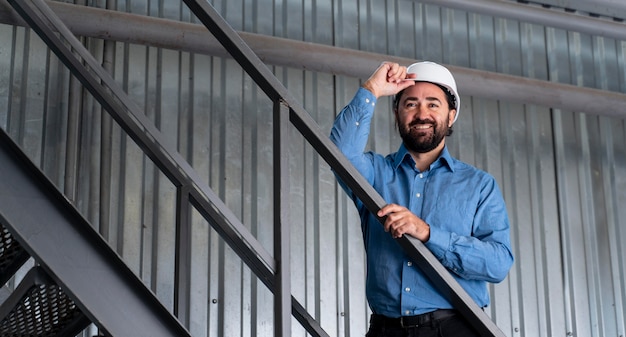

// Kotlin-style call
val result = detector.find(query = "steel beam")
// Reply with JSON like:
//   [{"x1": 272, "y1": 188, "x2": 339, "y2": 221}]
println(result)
[
  {"x1": 506, "y1": 0, "x2": 626, "y2": 21},
  {"x1": 174, "y1": 185, "x2": 192, "y2": 328},
  {"x1": 181, "y1": 0, "x2": 506, "y2": 336},
  {"x1": 274, "y1": 101, "x2": 292, "y2": 337},
  {"x1": 414, "y1": 0, "x2": 626, "y2": 39},
  {"x1": 1, "y1": 1, "x2": 626, "y2": 119}
]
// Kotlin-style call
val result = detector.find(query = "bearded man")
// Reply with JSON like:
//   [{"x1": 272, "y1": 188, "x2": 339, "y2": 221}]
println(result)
[{"x1": 330, "y1": 61, "x2": 514, "y2": 337}]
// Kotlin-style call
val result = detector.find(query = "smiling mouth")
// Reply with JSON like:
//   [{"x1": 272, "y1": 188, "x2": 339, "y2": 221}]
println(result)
[{"x1": 410, "y1": 124, "x2": 433, "y2": 130}]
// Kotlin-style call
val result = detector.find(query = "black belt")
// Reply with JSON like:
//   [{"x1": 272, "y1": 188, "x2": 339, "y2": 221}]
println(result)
[{"x1": 371, "y1": 309, "x2": 457, "y2": 328}]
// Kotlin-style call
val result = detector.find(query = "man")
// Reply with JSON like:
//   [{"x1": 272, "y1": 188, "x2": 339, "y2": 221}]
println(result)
[{"x1": 330, "y1": 61, "x2": 514, "y2": 337}]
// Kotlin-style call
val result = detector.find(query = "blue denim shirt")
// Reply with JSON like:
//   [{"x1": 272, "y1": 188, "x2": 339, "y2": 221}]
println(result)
[{"x1": 330, "y1": 87, "x2": 514, "y2": 317}]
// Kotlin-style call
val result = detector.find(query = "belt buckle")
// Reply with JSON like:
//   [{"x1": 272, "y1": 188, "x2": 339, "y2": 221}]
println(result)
[{"x1": 399, "y1": 316, "x2": 419, "y2": 328}]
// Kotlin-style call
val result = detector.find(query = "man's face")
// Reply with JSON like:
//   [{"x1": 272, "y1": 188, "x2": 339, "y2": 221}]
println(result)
[{"x1": 394, "y1": 82, "x2": 456, "y2": 154}]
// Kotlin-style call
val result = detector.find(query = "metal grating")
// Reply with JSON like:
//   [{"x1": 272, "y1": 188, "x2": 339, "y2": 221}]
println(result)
[
  {"x1": 0, "y1": 225, "x2": 29, "y2": 287},
  {"x1": 0, "y1": 285, "x2": 81, "y2": 336},
  {"x1": 0, "y1": 226, "x2": 25, "y2": 270},
  {"x1": 0, "y1": 267, "x2": 90, "y2": 337}
]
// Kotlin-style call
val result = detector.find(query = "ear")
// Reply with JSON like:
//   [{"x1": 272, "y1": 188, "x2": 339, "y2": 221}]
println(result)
[{"x1": 448, "y1": 109, "x2": 457, "y2": 127}]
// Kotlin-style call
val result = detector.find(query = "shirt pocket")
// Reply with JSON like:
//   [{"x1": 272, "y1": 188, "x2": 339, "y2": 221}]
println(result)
[{"x1": 424, "y1": 189, "x2": 476, "y2": 236}]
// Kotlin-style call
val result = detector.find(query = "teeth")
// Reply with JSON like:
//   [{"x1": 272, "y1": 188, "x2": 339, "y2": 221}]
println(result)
[{"x1": 413, "y1": 125, "x2": 431, "y2": 129}]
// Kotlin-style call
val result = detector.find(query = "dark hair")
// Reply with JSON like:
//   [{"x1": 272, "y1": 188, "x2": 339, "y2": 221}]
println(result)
[{"x1": 392, "y1": 82, "x2": 456, "y2": 136}]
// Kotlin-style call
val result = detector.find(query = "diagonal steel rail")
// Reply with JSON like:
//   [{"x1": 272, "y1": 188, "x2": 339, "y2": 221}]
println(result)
[
  {"x1": 7, "y1": 0, "x2": 328, "y2": 336},
  {"x1": 181, "y1": 0, "x2": 507, "y2": 336}
]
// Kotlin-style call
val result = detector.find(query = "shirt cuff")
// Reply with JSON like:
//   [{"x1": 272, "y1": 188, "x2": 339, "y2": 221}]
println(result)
[
  {"x1": 351, "y1": 87, "x2": 378, "y2": 110},
  {"x1": 425, "y1": 225, "x2": 449, "y2": 260}
]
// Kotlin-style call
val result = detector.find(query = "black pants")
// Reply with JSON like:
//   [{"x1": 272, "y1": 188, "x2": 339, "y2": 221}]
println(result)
[{"x1": 365, "y1": 313, "x2": 480, "y2": 337}]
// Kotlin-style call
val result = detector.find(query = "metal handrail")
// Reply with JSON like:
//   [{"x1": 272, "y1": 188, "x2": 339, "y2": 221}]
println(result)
[{"x1": 180, "y1": 0, "x2": 507, "y2": 336}]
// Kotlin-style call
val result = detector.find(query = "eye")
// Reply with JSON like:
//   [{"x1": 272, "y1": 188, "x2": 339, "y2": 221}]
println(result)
[
  {"x1": 428, "y1": 102, "x2": 439, "y2": 109},
  {"x1": 405, "y1": 102, "x2": 417, "y2": 108}
]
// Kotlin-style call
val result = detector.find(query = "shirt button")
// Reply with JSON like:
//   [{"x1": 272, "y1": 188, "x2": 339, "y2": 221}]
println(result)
[
  {"x1": 405, "y1": 310, "x2": 411, "y2": 315},
  {"x1": 416, "y1": 193, "x2": 421, "y2": 198},
  {"x1": 407, "y1": 261, "x2": 412, "y2": 267},
  {"x1": 355, "y1": 122, "x2": 360, "y2": 126},
  {"x1": 419, "y1": 173, "x2": 424, "y2": 178},
  {"x1": 365, "y1": 98, "x2": 370, "y2": 103},
  {"x1": 405, "y1": 287, "x2": 411, "y2": 292}
]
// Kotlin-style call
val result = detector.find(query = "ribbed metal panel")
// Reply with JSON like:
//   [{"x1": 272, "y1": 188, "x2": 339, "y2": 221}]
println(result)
[{"x1": 0, "y1": 0, "x2": 625, "y2": 336}]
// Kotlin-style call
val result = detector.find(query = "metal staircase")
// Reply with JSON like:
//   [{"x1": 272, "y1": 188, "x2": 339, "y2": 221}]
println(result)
[
  {"x1": 0, "y1": 0, "x2": 508, "y2": 336},
  {"x1": 0, "y1": 121, "x2": 191, "y2": 336}
]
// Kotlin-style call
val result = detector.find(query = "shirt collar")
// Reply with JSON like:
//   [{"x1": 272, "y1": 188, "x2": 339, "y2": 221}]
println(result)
[{"x1": 393, "y1": 143, "x2": 456, "y2": 172}]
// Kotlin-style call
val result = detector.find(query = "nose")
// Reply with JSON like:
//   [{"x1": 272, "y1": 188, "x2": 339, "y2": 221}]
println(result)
[{"x1": 412, "y1": 102, "x2": 430, "y2": 119}]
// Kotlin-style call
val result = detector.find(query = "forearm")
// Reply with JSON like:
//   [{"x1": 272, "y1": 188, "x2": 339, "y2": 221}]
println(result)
[
  {"x1": 330, "y1": 88, "x2": 376, "y2": 149},
  {"x1": 427, "y1": 227, "x2": 514, "y2": 282},
  {"x1": 330, "y1": 88, "x2": 378, "y2": 182},
  {"x1": 425, "y1": 179, "x2": 514, "y2": 283}
]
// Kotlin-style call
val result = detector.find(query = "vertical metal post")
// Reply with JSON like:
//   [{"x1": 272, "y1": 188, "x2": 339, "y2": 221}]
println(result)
[
  {"x1": 99, "y1": 22, "x2": 114, "y2": 241},
  {"x1": 175, "y1": 185, "x2": 192, "y2": 328},
  {"x1": 273, "y1": 100, "x2": 291, "y2": 337}
]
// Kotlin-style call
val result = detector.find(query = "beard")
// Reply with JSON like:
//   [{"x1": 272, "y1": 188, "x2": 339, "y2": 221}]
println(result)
[{"x1": 398, "y1": 118, "x2": 448, "y2": 153}]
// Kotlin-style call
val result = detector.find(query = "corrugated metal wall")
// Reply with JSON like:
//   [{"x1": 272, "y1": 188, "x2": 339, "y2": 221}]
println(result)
[{"x1": 0, "y1": 0, "x2": 625, "y2": 336}]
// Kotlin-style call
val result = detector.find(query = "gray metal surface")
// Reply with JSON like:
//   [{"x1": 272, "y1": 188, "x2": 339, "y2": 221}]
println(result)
[
  {"x1": 523, "y1": 0, "x2": 626, "y2": 19},
  {"x1": 274, "y1": 101, "x2": 292, "y2": 337},
  {"x1": 0, "y1": 2, "x2": 625, "y2": 119},
  {"x1": 413, "y1": 0, "x2": 626, "y2": 40}
]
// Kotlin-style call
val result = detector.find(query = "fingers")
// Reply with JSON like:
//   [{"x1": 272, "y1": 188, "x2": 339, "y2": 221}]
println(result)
[
  {"x1": 363, "y1": 62, "x2": 414, "y2": 98},
  {"x1": 378, "y1": 204, "x2": 411, "y2": 238},
  {"x1": 377, "y1": 204, "x2": 430, "y2": 241},
  {"x1": 377, "y1": 203, "x2": 405, "y2": 217},
  {"x1": 386, "y1": 218, "x2": 412, "y2": 238},
  {"x1": 385, "y1": 62, "x2": 405, "y2": 83}
]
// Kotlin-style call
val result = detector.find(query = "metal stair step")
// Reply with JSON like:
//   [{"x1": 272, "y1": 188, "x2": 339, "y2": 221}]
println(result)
[
  {"x1": 0, "y1": 266, "x2": 90, "y2": 337},
  {"x1": 0, "y1": 224, "x2": 91, "y2": 337},
  {"x1": 0, "y1": 224, "x2": 30, "y2": 287}
]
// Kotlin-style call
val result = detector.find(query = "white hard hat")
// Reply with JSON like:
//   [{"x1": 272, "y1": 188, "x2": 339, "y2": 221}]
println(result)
[{"x1": 406, "y1": 61, "x2": 460, "y2": 122}]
